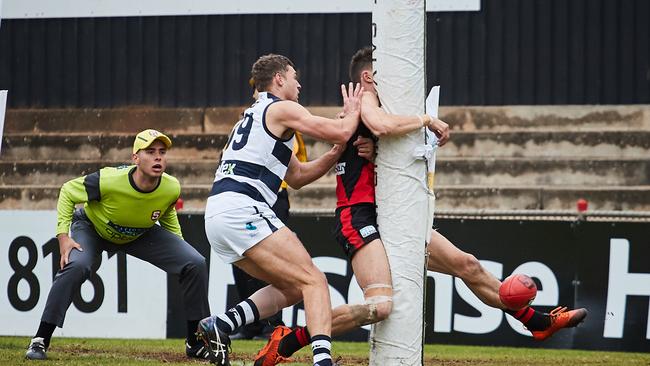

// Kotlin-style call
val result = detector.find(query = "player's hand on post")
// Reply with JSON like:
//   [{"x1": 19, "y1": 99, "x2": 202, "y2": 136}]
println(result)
[
  {"x1": 427, "y1": 116, "x2": 450, "y2": 146},
  {"x1": 353, "y1": 136, "x2": 376, "y2": 162},
  {"x1": 57, "y1": 233, "x2": 83, "y2": 269},
  {"x1": 341, "y1": 82, "x2": 364, "y2": 117}
]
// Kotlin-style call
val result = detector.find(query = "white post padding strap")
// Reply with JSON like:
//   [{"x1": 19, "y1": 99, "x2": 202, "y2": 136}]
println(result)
[{"x1": 371, "y1": 1, "x2": 427, "y2": 365}]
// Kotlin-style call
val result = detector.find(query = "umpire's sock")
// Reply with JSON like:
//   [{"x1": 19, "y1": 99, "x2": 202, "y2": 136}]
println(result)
[
  {"x1": 35, "y1": 321, "x2": 56, "y2": 349},
  {"x1": 278, "y1": 326, "x2": 310, "y2": 357},
  {"x1": 505, "y1": 306, "x2": 551, "y2": 331}
]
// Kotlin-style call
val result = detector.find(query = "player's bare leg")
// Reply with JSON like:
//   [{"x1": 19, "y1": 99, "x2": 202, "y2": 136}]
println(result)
[
  {"x1": 426, "y1": 229, "x2": 587, "y2": 340},
  {"x1": 426, "y1": 230, "x2": 503, "y2": 308},
  {"x1": 263, "y1": 239, "x2": 393, "y2": 365},
  {"x1": 331, "y1": 238, "x2": 393, "y2": 335},
  {"x1": 199, "y1": 227, "x2": 333, "y2": 365},
  {"x1": 241, "y1": 227, "x2": 333, "y2": 366},
  {"x1": 241, "y1": 227, "x2": 332, "y2": 335}
]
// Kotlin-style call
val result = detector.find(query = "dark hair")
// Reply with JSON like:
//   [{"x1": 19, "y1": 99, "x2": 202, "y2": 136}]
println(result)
[
  {"x1": 349, "y1": 47, "x2": 373, "y2": 83},
  {"x1": 251, "y1": 54, "x2": 296, "y2": 91}
]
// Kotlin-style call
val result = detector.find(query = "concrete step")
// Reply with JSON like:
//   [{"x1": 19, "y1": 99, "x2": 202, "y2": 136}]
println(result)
[
  {"x1": 444, "y1": 105, "x2": 650, "y2": 131},
  {"x1": 3, "y1": 107, "x2": 340, "y2": 135},
  {"x1": 439, "y1": 130, "x2": 650, "y2": 158},
  {"x1": 0, "y1": 160, "x2": 333, "y2": 186},
  {"x1": 0, "y1": 133, "x2": 229, "y2": 161},
  {"x1": 5, "y1": 106, "x2": 650, "y2": 134},
  {"x1": 286, "y1": 185, "x2": 650, "y2": 212},
  {"x1": 4, "y1": 184, "x2": 649, "y2": 212},
  {"x1": 435, "y1": 157, "x2": 650, "y2": 186},
  {"x1": 4, "y1": 129, "x2": 650, "y2": 162},
  {"x1": 4, "y1": 108, "x2": 238, "y2": 134},
  {"x1": 2, "y1": 158, "x2": 649, "y2": 187}
]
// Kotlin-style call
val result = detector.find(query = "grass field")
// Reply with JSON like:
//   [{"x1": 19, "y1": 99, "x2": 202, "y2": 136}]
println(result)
[{"x1": 1, "y1": 336, "x2": 648, "y2": 366}]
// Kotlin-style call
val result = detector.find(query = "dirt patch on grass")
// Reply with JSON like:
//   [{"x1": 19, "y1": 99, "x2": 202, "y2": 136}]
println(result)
[
  {"x1": 54, "y1": 345, "x2": 493, "y2": 365},
  {"x1": 289, "y1": 354, "x2": 492, "y2": 365}
]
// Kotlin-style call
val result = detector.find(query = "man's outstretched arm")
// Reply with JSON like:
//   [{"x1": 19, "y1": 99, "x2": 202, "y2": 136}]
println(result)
[
  {"x1": 284, "y1": 145, "x2": 345, "y2": 189},
  {"x1": 360, "y1": 91, "x2": 450, "y2": 145}
]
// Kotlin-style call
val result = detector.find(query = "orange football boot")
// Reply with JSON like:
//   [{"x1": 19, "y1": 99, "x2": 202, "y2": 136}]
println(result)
[
  {"x1": 254, "y1": 325, "x2": 293, "y2": 366},
  {"x1": 531, "y1": 306, "x2": 588, "y2": 341}
]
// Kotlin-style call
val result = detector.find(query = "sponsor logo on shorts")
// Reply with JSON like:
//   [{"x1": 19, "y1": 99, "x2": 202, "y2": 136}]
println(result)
[
  {"x1": 359, "y1": 225, "x2": 377, "y2": 238},
  {"x1": 335, "y1": 162, "x2": 346, "y2": 175}
]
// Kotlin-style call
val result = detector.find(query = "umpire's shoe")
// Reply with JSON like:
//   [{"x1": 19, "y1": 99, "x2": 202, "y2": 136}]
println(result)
[
  {"x1": 197, "y1": 316, "x2": 231, "y2": 365},
  {"x1": 25, "y1": 337, "x2": 47, "y2": 360}
]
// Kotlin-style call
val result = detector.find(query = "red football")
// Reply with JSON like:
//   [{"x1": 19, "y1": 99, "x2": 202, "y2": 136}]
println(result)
[{"x1": 499, "y1": 274, "x2": 537, "y2": 310}]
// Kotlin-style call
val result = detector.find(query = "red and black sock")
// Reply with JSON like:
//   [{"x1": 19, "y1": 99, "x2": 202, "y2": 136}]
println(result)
[
  {"x1": 278, "y1": 326, "x2": 311, "y2": 358},
  {"x1": 505, "y1": 306, "x2": 551, "y2": 331}
]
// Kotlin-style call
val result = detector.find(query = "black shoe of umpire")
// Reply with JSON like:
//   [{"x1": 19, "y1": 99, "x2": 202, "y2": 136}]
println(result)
[
  {"x1": 25, "y1": 337, "x2": 47, "y2": 360},
  {"x1": 197, "y1": 316, "x2": 231, "y2": 365}
]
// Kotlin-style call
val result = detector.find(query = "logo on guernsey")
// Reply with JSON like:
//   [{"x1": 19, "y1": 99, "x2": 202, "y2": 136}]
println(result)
[
  {"x1": 106, "y1": 221, "x2": 148, "y2": 240},
  {"x1": 219, "y1": 162, "x2": 236, "y2": 175},
  {"x1": 335, "y1": 162, "x2": 346, "y2": 175},
  {"x1": 359, "y1": 225, "x2": 377, "y2": 238},
  {"x1": 151, "y1": 210, "x2": 161, "y2": 220},
  {"x1": 245, "y1": 222, "x2": 257, "y2": 230}
]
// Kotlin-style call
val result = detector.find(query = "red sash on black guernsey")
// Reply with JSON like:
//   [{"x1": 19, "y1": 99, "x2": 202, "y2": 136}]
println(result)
[{"x1": 335, "y1": 125, "x2": 376, "y2": 208}]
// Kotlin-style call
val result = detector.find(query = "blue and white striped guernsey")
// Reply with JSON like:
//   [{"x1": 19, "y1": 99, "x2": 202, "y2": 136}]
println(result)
[{"x1": 205, "y1": 92, "x2": 295, "y2": 216}]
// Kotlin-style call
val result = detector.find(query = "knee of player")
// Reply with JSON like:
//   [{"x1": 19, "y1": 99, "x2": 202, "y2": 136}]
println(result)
[
  {"x1": 352, "y1": 296, "x2": 393, "y2": 326},
  {"x1": 63, "y1": 259, "x2": 93, "y2": 279},
  {"x1": 182, "y1": 254, "x2": 209, "y2": 275},
  {"x1": 295, "y1": 263, "x2": 328, "y2": 290},
  {"x1": 374, "y1": 299, "x2": 393, "y2": 321},
  {"x1": 368, "y1": 296, "x2": 393, "y2": 321},
  {"x1": 457, "y1": 253, "x2": 482, "y2": 280}
]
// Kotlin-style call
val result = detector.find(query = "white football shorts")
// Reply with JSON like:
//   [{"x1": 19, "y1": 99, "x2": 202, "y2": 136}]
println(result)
[{"x1": 204, "y1": 204, "x2": 285, "y2": 264}]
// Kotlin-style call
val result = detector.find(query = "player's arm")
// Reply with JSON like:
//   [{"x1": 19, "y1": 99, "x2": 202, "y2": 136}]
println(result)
[
  {"x1": 56, "y1": 172, "x2": 99, "y2": 237},
  {"x1": 158, "y1": 181, "x2": 184, "y2": 239},
  {"x1": 55, "y1": 171, "x2": 100, "y2": 268},
  {"x1": 284, "y1": 145, "x2": 345, "y2": 189},
  {"x1": 360, "y1": 91, "x2": 450, "y2": 145},
  {"x1": 159, "y1": 203, "x2": 184, "y2": 239},
  {"x1": 267, "y1": 83, "x2": 363, "y2": 145}
]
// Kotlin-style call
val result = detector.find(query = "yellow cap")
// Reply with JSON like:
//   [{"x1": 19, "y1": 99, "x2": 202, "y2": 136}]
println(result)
[{"x1": 132, "y1": 129, "x2": 172, "y2": 154}]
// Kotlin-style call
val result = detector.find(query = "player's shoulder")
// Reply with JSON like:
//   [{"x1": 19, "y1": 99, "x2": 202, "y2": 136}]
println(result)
[
  {"x1": 161, "y1": 172, "x2": 180, "y2": 186},
  {"x1": 99, "y1": 164, "x2": 133, "y2": 177}
]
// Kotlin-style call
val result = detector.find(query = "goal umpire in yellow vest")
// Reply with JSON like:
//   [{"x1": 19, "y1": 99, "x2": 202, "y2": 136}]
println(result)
[{"x1": 25, "y1": 129, "x2": 212, "y2": 361}]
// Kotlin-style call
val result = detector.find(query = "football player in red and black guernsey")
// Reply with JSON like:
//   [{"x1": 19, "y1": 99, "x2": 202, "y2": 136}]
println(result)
[{"x1": 253, "y1": 47, "x2": 587, "y2": 366}]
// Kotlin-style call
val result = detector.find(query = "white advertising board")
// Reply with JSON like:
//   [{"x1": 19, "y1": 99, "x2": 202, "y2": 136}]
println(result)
[
  {"x1": 0, "y1": 211, "x2": 167, "y2": 338},
  {"x1": 1, "y1": 0, "x2": 480, "y2": 19}
]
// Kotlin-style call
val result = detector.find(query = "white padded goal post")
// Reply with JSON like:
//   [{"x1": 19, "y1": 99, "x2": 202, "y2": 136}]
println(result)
[{"x1": 370, "y1": 1, "x2": 431, "y2": 365}]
